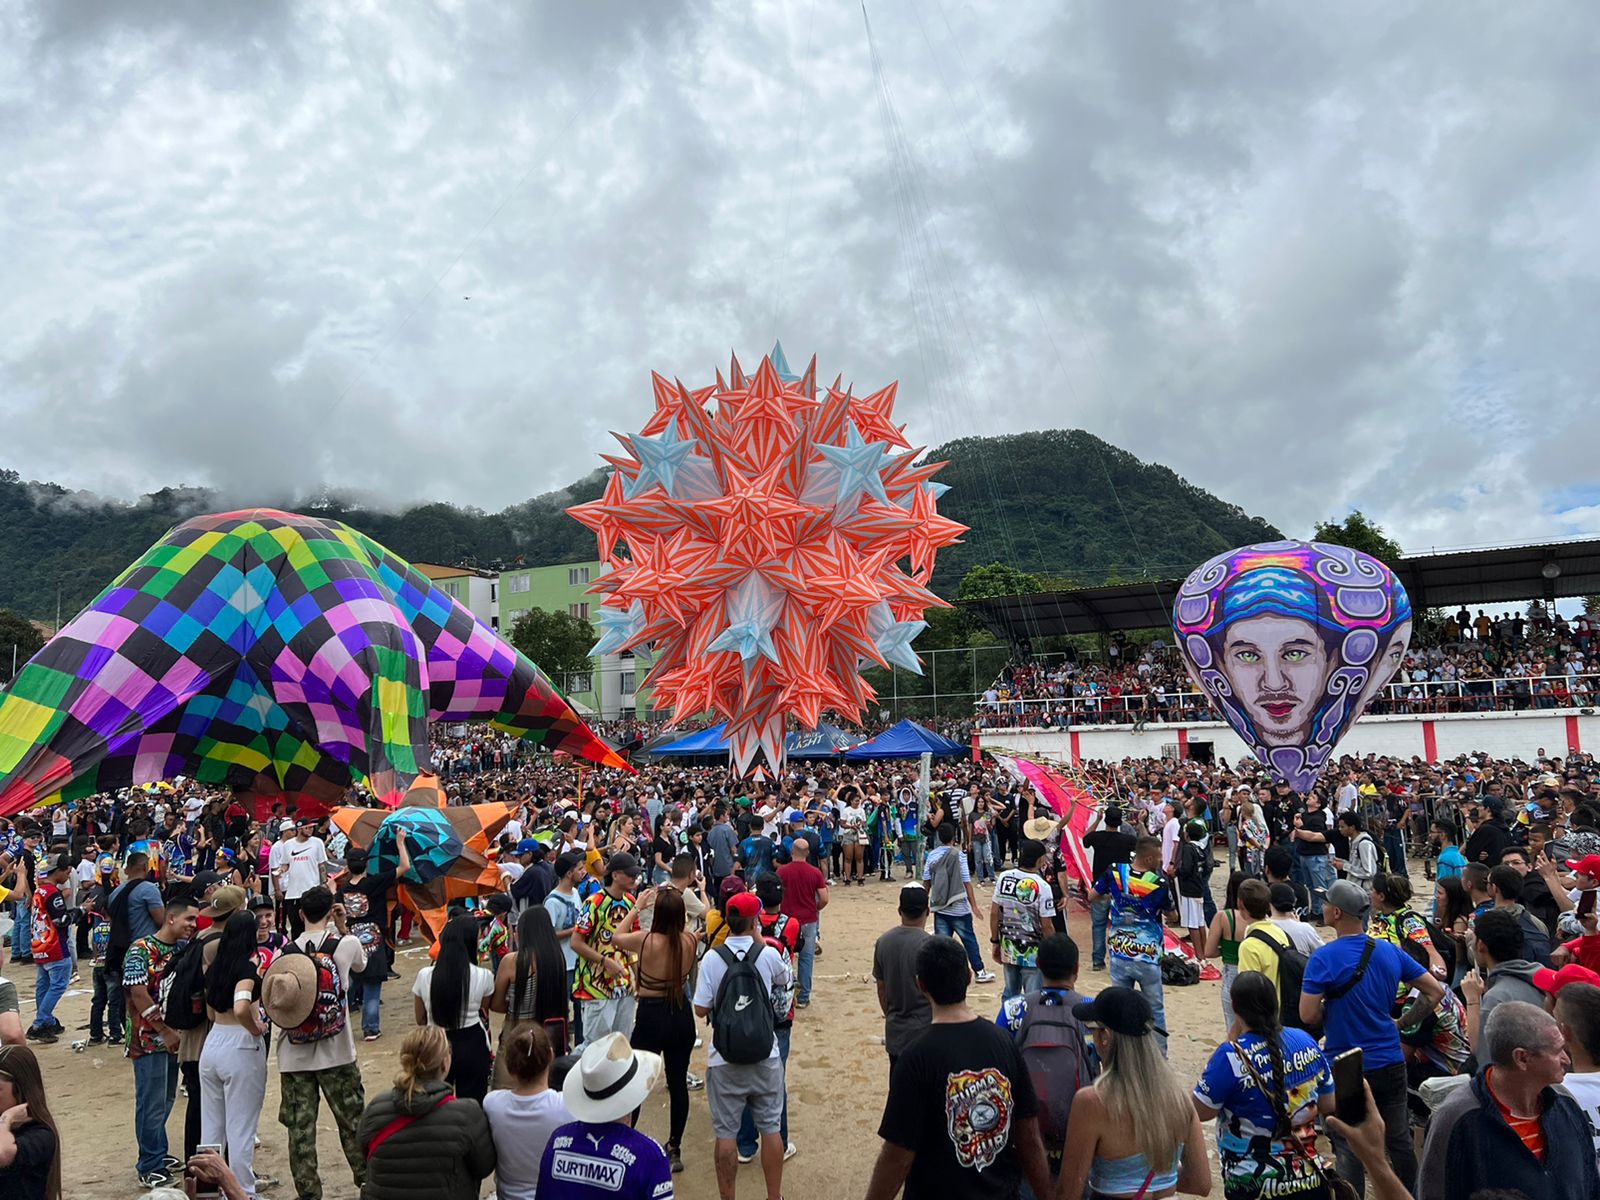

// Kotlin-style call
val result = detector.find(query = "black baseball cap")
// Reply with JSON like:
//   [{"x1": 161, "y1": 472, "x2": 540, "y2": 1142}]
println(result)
[
  {"x1": 1073, "y1": 986, "x2": 1164, "y2": 1038},
  {"x1": 605, "y1": 852, "x2": 641, "y2": 880}
]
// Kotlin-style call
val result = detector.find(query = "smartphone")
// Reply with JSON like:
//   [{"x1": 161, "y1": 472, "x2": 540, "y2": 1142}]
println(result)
[
  {"x1": 191, "y1": 1144, "x2": 225, "y2": 1200},
  {"x1": 1580, "y1": 889, "x2": 1597, "y2": 919},
  {"x1": 1332, "y1": 1048, "x2": 1366, "y2": 1125}
]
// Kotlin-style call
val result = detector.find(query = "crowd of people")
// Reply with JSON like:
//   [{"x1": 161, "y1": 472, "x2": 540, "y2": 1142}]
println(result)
[
  {"x1": 0, "y1": 736, "x2": 1596, "y2": 1199},
  {"x1": 975, "y1": 605, "x2": 1599, "y2": 729}
]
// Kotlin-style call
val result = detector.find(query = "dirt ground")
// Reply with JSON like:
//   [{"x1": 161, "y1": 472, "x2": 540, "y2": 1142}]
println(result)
[{"x1": 39, "y1": 884, "x2": 1262, "y2": 1199}]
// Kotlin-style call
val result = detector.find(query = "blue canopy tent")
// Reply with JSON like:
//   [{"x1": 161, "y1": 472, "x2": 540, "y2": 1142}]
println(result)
[
  {"x1": 843, "y1": 719, "x2": 967, "y2": 761},
  {"x1": 645, "y1": 724, "x2": 729, "y2": 759}
]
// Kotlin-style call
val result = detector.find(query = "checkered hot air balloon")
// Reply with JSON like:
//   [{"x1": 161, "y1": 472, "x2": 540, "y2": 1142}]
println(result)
[{"x1": 0, "y1": 509, "x2": 628, "y2": 817}]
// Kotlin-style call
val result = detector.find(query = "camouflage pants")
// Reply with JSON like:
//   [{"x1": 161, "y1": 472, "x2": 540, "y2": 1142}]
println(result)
[{"x1": 279, "y1": 1063, "x2": 365, "y2": 1200}]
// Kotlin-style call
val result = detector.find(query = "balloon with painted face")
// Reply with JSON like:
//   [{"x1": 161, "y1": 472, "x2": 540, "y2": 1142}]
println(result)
[{"x1": 1172, "y1": 540, "x2": 1412, "y2": 792}]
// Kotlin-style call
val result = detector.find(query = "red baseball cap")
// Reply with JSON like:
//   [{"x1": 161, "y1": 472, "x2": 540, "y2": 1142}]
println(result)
[
  {"x1": 725, "y1": 892, "x2": 762, "y2": 919},
  {"x1": 1566, "y1": 854, "x2": 1600, "y2": 880},
  {"x1": 1533, "y1": 963, "x2": 1600, "y2": 995}
]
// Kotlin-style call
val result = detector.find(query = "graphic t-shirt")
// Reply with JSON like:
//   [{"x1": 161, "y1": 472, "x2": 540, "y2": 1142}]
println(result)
[
  {"x1": 29, "y1": 882, "x2": 68, "y2": 964},
  {"x1": 878, "y1": 1017, "x2": 1039, "y2": 1200},
  {"x1": 122, "y1": 935, "x2": 185, "y2": 1057},
  {"x1": 337, "y1": 870, "x2": 395, "y2": 978},
  {"x1": 1399, "y1": 988, "x2": 1470, "y2": 1076},
  {"x1": 1194, "y1": 1028, "x2": 1333, "y2": 1197},
  {"x1": 572, "y1": 891, "x2": 636, "y2": 1001},
  {"x1": 1561, "y1": 1070, "x2": 1600, "y2": 1163},
  {"x1": 539, "y1": 1120, "x2": 674, "y2": 1200},
  {"x1": 740, "y1": 835, "x2": 776, "y2": 879},
  {"x1": 1095, "y1": 865, "x2": 1169, "y2": 965},
  {"x1": 991, "y1": 869, "x2": 1057, "y2": 967}
]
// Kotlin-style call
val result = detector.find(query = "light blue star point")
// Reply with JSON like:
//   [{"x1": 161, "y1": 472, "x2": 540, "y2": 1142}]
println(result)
[
  {"x1": 591, "y1": 599, "x2": 646, "y2": 656},
  {"x1": 624, "y1": 422, "x2": 700, "y2": 499},
  {"x1": 868, "y1": 601, "x2": 926, "y2": 673},
  {"x1": 815, "y1": 423, "x2": 893, "y2": 514}
]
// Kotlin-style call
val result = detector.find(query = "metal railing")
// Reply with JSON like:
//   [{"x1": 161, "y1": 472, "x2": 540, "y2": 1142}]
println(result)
[{"x1": 973, "y1": 673, "x2": 1600, "y2": 729}]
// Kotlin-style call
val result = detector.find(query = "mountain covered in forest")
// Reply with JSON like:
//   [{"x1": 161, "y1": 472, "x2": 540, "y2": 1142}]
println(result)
[{"x1": 0, "y1": 430, "x2": 1281, "y2": 620}]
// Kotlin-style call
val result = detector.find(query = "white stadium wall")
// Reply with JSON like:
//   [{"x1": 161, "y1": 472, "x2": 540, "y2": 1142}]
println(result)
[{"x1": 976, "y1": 708, "x2": 1597, "y2": 768}]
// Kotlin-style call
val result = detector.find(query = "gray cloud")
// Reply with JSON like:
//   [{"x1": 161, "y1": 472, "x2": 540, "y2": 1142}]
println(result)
[{"x1": 1, "y1": 0, "x2": 1596, "y2": 556}]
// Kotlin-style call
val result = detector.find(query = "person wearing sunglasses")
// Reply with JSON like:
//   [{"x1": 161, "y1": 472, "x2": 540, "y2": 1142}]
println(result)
[{"x1": 0, "y1": 1043, "x2": 62, "y2": 1200}]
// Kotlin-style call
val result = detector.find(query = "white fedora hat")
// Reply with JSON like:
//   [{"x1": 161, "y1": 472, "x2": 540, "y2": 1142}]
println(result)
[{"x1": 562, "y1": 1033, "x2": 663, "y2": 1124}]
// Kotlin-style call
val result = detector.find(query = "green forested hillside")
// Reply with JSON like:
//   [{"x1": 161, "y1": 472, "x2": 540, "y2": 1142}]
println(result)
[{"x1": 0, "y1": 431, "x2": 1280, "y2": 621}]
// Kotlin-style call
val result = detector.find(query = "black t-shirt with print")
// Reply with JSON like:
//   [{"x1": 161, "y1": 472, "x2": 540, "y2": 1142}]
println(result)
[
  {"x1": 336, "y1": 869, "x2": 396, "y2": 979},
  {"x1": 878, "y1": 1017, "x2": 1039, "y2": 1200}
]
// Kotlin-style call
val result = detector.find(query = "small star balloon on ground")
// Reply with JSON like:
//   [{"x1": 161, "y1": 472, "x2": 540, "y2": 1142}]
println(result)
[{"x1": 569, "y1": 343, "x2": 966, "y2": 773}]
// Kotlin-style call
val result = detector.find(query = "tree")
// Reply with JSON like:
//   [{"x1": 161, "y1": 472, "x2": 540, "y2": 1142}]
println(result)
[
  {"x1": 1310, "y1": 510, "x2": 1403, "y2": 568},
  {"x1": 507, "y1": 608, "x2": 596, "y2": 681},
  {"x1": 0, "y1": 609, "x2": 45, "y2": 686},
  {"x1": 956, "y1": 562, "x2": 1049, "y2": 601}
]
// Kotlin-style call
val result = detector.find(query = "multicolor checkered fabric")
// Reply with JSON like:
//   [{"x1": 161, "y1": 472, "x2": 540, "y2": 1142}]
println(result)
[{"x1": 0, "y1": 508, "x2": 627, "y2": 816}]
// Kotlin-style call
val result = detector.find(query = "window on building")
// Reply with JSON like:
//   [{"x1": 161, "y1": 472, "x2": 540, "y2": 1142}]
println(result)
[
  {"x1": 568, "y1": 566, "x2": 591, "y2": 586},
  {"x1": 491, "y1": 616, "x2": 499, "y2": 630},
  {"x1": 620, "y1": 671, "x2": 636, "y2": 695},
  {"x1": 490, "y1": 583, "x2": 497, "y2": 602},
  {"x1": 569, "y1": 602, "x2": 589, "y2": 620},
  {"x1": 444, "y1": 580, "x2": 461, "y2": 599},
  {"x1": 509, "y1": 576, "x2": 531, "y2": 594},
  {"x1": 567, "y1": 672, "x2": 593, "y2": 694}
]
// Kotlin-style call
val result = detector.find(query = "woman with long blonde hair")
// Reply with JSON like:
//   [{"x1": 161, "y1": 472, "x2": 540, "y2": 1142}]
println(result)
[
  {"x1": 1056, "y1": 988, "x2": 1210, "y2": 1200},
  {"x1": 357, "y1": 1025, "x2": 496, "y2": 1200}
]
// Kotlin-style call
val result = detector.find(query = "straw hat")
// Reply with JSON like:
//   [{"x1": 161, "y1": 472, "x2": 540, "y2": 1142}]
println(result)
[
  {"x1": 1022, "y1": 816, "x2": 1060, "y2": 842},
  {"x1": 201, "y1": 885, "x2": 248, "y2": 920},
  {"x1": 260, "y1": 951, "x2": 319, "y2": 1029},
  {"x1": 562, "y1": 1033, "x2": 663, "y2": 1123}
]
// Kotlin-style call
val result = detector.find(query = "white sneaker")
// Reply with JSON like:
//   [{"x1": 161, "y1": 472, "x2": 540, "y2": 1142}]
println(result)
[
  {"x1": 975, "y1": 969, "x2": 996, "y2": 983},
  {"x1": 737, "y1": 1150, "x2": 756, "y2": 1164},
  {"x1": 784, "y1": 1142, "x2": 798, "y2": 1161}
]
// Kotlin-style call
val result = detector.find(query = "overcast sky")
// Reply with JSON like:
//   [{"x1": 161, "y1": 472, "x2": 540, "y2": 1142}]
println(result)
[{"x1": 2, "y1": 1, "x2": 1596, "y2": 556}]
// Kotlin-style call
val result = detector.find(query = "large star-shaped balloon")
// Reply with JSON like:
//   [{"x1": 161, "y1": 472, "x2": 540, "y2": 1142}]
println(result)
[
  {"x1": 0, "y1": 509, "x2": 629, "y2": 817},
  {"x1": 332, "y1": 775, "x2": 510, "y2": 940},
  {"x1": 572, "y1": 345, "x2": 966, "y2": 772}
]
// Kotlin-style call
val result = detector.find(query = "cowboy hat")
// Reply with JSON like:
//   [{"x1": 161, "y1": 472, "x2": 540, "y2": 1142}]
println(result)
[
  {"x1": 562, "y1": 1033, "x2": 663, "y2": 1124},
  {"x1": 1022, "y1": 816, "x2": 1060, "y2": 842},
  {"x1": 260, "y1": 951, "x2": 320, "y2": 1029}
]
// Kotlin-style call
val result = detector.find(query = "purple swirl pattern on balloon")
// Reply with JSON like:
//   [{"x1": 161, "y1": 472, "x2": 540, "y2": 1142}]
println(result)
[{"x1": 1172, "y1": 540, "x2": 1411, "y2": 792}]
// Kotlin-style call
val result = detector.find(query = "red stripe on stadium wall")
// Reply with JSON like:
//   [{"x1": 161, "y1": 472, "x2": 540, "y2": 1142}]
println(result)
[
  {"x1": 1568, "y1": 715, "x2": 1583, "y2": 756},
  {"x1": 1069, "y1": 730, "x2": 1082, "y2": 767},
  {"x1": 1177, "y1": 728, "x2": 1190, "y2": 758},
  {"x1": 1422, "y1": 720, "x2": 1438, "y2": 763},
  {"x1": 971, "y1": 733, "x2": 981, "y2": 763}
]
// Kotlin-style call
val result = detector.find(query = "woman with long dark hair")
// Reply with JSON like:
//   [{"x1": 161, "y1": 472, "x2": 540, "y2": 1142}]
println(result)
[
  {"x1": 1193, "y1": 970, "x2": 1334, "y2": 1200},
  {"x1": 0, "y1": 1044, "x2": 61, "y2": 1200},
  {"x1": 611, "y1": 887, "x2": 699, "y2": 1172},
  {"x1": 489, "y1": 905, "x2": 571, "y2": 1088},
  {"x1": 413, "y1": 915, "x2": 495, "y2": 1101},
  {"x1": 198, "y1": 910, "x2": 268, "y2": 1197},
  {"x1": 1432, "y1": 876, "x2": 1471, "y2": 986}
]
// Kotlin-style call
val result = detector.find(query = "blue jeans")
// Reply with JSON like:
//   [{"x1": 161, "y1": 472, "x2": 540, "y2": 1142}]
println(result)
[
  {"x1": 11, "y1": 900, "x2": 30, "y2": 960},
  {"x1": 1003, "y1": 964, "x2": 1040, "y2": 1001},
  {"x1": 935, "y1": 912, "x2": 985, "y2": 974},
  {"x1": 31, "y1": 958, "x2": 71, "y2": 1030},
  {"x1": 133, "y1": 1052, "x2": 181, "y2": 1174},
  {"x1": 736, "y1": 1024, "x2": 791, "y2": 1156},
  {"x1": 1090, "y1": 896, "x2": 1110, "y2": 967},
  {"x1": 972, "y1": 837, "x2": 995, "y2": 882},
  {"x1": 1383, "y1": 828, "x2": 1406, "y2": 875},
  {"x1": 349, "y1": 977, "x2": 382, "y2": 1036},
  {"x1": 796, "y1": 922, "x2": 818, "y2": 1004},
  {"x1": 1109, "y1": 956, "x2": 1167, "y2": 1058},
  {"x1": 1298, "y1": 854, "x2": 1334, "y2": 919}
]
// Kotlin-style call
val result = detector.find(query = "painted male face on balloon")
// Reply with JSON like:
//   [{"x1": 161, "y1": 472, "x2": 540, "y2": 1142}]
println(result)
[{"x1": 1173, "y1": 541, "x2": 1411, "y2": 793}]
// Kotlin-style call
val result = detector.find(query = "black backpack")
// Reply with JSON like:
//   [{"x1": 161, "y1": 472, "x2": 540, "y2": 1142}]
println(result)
[
  {"x1": 159, "y1": 930, "x2": 219, "y2": 1031},
  {"x1": 710, "y1": 942, "x2": 776, "y2": 1065},
  {"x1": 1246, "y1": 927, "x2": 1323, "y2": 1035},
  {"x1": 103, "y1": 881, "x2": 139, "y2": 976}
]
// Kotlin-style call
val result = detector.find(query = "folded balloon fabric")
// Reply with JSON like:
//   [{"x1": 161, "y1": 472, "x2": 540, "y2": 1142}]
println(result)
[{"x1": 0, "y1": 508, "x2": 628, "y2": 817}]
